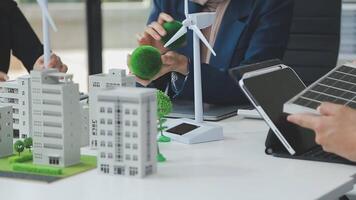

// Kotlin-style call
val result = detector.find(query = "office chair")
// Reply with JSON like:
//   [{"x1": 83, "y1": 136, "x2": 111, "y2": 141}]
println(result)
[{"x1": 283, "y1": 0, "x2": 341, "y2": 86}]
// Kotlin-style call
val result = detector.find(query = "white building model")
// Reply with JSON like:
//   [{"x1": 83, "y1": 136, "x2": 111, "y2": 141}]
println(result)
[
  {"x1": 31, "y1": 69, "x2": 81, "y2": 167},
  {"x1": 89, "y1": 69, "x2": 135, "y2": 149},
  {"x1": 80, "y1": 102, "x2": 89, "y2": 147},
  {"x1": 95, "y1": 87, "x2": 157, "y2": 178},
  {"x1": 0, "y1": 76, "x2": 32, "y2": 139},
  {"x1": 0, "y1": 106, "x2": 13, "y2": 158}
]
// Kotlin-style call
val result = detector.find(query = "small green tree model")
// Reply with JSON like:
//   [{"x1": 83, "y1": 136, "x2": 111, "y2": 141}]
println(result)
[
  {"x1": 14, "y1": 140, "x2": 25, "y2": 157},
  {"x1": 157, "y1": 90, "x2": 173, "y2": 143},
  {"x1": 24, "y1": 137, "x2": 33, "y2": 152},
  {"x1": 156, "y1": 91, "x2": 173, "y2": 163}
]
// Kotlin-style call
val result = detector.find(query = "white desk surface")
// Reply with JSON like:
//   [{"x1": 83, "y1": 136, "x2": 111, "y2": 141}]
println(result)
[{"x1": 1, "y1": 117, "x2": 356, "y2": 200}]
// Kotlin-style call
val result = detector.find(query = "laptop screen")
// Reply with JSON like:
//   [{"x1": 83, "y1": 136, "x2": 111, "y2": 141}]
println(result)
[{"x1": 242, "y1": 67, "x2": 317, "y2": 155}]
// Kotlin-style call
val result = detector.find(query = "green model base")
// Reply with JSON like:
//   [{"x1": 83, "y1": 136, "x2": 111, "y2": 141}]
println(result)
[
  {"x1": 0, "y1": 150, "x2": 96, "y2": 178},
  {"x1": 158, "y1": 135, "x2": 171, "y2": 143},
  {"x1": 157, "y1": 153, "x2": 167, "y2": 163}
]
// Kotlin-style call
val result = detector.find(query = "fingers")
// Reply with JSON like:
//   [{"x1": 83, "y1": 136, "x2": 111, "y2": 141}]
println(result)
[
  {"x1": 318, "y1": 102, "x2": 346, "y2": 116},
  {"x1": 145, "y1": 26, "x2": 161, "y2": 40},
  {"x1": 287, "y1": 114, "x2": 321, "y2": 130},
  {"x1": 0, "y1": 72, "x2": 9, "y2": 81},
  {"x1": 158, "y1": 13, "x2": 174, "y2": 24},
  {"x1": 148, "y1": 21, "x2": 166, "y2": 36}
]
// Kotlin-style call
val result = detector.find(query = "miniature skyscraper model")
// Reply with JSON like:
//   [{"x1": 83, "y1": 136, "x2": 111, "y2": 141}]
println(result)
[
  {"x1": 0, "y1": 76, "x2": 32, "y2": 139},
  {"x1": 96, "y1": 87, "x2": 157, "y2": 178},
  {"x1": 31, "y1": 69, "x2": 81, "y2": 167},
  {"x1": 162, "y1": 0, "x2": 223, "y2": 144},
  {"x1": 0, "y1": 106, "x2": 13, "y2": 158},
  {"x1": 89, "y1": 69, "x2": 135, "y2": 149}
]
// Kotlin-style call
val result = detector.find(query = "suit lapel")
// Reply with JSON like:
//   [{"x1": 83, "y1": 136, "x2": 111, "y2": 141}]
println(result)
[{"x1": 209, "y1": 0, "x2": 254, "y2": 69}]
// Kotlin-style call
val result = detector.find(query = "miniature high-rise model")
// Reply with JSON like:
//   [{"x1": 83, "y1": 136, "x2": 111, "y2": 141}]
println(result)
[
  {"x1": 96, "y1": 87, "x2": 157, "y2": 178},
  {"x1": 89, "y1": 69, "x2": 135, "y2": 148},
  {"x1": 0, "y1": 76, "x2": 32, "y2": 139},
  {"x1": 31, "y1": 69, "x2": 81, "y2": 167},
  {"x1": 0, "y1": 106, "x2": 13, "y2": 158},
  {"x1": 80, "y1": 102, "x2": 90, "y2": 147}
]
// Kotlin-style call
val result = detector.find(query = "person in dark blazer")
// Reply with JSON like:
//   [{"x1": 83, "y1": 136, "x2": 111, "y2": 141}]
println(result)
[
  {"x1": 0, "y1": 0, "x2": 67, "y2": 81},
  {"x1": 135, "y1": 0, "x2": 294, "y2": 105}
]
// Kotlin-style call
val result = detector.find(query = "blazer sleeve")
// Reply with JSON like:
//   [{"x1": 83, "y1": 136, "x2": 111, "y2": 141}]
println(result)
[
  {"x1": 9, "y1": 0, "x2": 43, "y2": 71},
  {"x1": 178, "y1": 0, "x2": 294, "y2": 105}
]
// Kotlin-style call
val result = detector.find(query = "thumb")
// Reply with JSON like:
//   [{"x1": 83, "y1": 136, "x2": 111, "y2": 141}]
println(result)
[
  {"x1": 318, "y1": 102, "x2": 344, "y2": 116},
  {"x1": 0, "y1": 72, "x2": 9, "y2": 81}
]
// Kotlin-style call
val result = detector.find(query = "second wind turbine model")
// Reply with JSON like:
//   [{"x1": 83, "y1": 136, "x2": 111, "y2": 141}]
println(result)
[
  {"x1": 36, "y1": 0, "x2": 58, "y2": 68},
  {"x1": 163, "y1": 0, "x2": 223, "y2": 144}
]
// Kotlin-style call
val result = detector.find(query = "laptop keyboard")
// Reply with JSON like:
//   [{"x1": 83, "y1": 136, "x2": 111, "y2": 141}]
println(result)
[{"x1": 301, "y1": 146, "x2": 351, "y2": 162}]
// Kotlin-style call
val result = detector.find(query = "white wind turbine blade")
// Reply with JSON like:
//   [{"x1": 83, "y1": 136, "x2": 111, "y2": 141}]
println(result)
[
  {"x1": 164, "y1": 26, "x2": 187, "y2": 48},
  {"x1": 189, "y1": 12, "x2": 216, "y2": 29},
  {"x1": 185, "y1": 0, "x2": 189, "y2": 17},
  {"x1": 191, "y1": 25, "x2": 216, "y2": 56},
  {"x1": 36, "y1": 0, "x2": 58, "y2": 32}
]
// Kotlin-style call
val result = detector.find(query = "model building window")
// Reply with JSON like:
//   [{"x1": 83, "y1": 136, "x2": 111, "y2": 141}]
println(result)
[
  {"x1": 108, "y1": 153, "x2": 113, "y2": 159},
  {"x1": 125, "y1": 154, "x2": 131, "y2": 160},
  {"x1": 100, "y1": 141, "x2": 106, "y2": 147},
  {"x1": 114, "y1": 166, "x2": 125, "y2": 175},
  {"x1": 107, "y1": 108, "x2": 113, "y2": 113},
  {"x1": 108, "y1": 142, "x2": 113, "y2": 147},
  {"x1": 100, "y1": 119, "x2": 105, "y2": 124},
  {"x1": 107, "y1": 119, "x2": 113, "y2": 125},
  {"x1": 100, "y1": 152, "x2": 106, "y2": 158},
  {"x1": 132, "y1": 109, "x2": 138, "y2": 115},
  {"x1": 129, "y1": 167, "x2": 138, "y2": 176},
  {"x1": 133, "y1": 155, "x2": 138, "y2": 161},
  {"x1": 49, "y1": 157, "x2": 60, "y2": 165},
  {"x1": 132, "y1": 121, "x2": 138, "y2": 127},
  {"x1": 100, "y1": 107, "x2": 105, "y2": 113},
  {"x1": 125, "y1": 143, "x2": 131, "y2": 149},
  {"x1": 93, "y1": 82, "x2": 100, "y2": 88},
  {"x1": 132, "y1": 132, "x2": 138, "y2": 138},
  {"x1": 100, "y1": 130, "x2": 105, "y2": 136},
  {"x1": 125, "y1": 131, "x2": 131, "y2": 138},
  {"x1": 132, "y1": 144, "x2": 138, "y2": 150},
  {"x1": 107, "y1": 130, "x2": 113, "y2": 136},
  {"x1": 101, "y1": 164, "x2": 109, "y2": 174},
  {"x1": 125, "y1": 109, "x2": 130, "y2": 114},
  {"x1": 125, "y1": 120, "x2": 130, "y2": 126}
]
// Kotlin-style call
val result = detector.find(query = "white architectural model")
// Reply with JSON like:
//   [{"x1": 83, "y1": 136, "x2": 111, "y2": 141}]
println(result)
[
  {"x1": 96, "y1": 87, "x2": 157, "y2": 178},
  {"x1": 89, "y1": 69, "x2": 135, "y2": 148},
  {"x1": 31, "y1": 69, "x2": 81, "y2": 167},
  {"x1": 80, "y1": 102, "x2": 89, "y2": 147},
  {"x1": 0, "y1": 76, "x2": 32, "y2": 139},
  {"x1": 0, "y1": 106, "x2": 13, "y2": 158}
]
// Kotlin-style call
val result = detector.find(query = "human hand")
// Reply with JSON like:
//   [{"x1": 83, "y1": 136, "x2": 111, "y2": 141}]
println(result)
[
  {"x1": 127, "y1": 51, "x2": 188, "y2": 87},
  {"x1": 287, "y1": 102, "x2": 356, "y2": 161},
  {"x1": 137, "y1": 12, "x2": 174, "y2": 54},
  {"x1": 0, "y1": 71, "x2": 9, "y2": 82},
  {"x1": 34, "y1": 53, "x2": 68, "y2": 73}
]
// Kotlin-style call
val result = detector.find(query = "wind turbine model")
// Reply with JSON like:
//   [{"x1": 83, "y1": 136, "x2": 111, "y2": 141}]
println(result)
[
  {"x1": 162, "y1": 0, "x2": 223, "y2": 144},
  {"x1": 36, "y1": 0, "x2": 58, "y2": 68}
]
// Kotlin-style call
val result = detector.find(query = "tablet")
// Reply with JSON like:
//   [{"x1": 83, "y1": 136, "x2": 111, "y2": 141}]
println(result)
[{"x1": 239, "y1": 64, "x2": 316, "y2": 155}]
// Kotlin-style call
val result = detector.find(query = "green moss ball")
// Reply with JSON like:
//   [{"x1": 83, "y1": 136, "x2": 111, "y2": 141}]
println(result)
[
  {"x1": 130, "y1": 45, "x2": 162, "y2": 80},
  {"x1": 161, "y1": 20, "x2": 187, "y2": 49}
]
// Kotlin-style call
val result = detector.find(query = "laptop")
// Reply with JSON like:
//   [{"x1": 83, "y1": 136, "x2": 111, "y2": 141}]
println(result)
[
  {"x1": 167, "y1": 100, "x2": 250, "y2": 122},
  {"x1": 229, "y1": 61, "x2": 356, "y2": 165}
]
